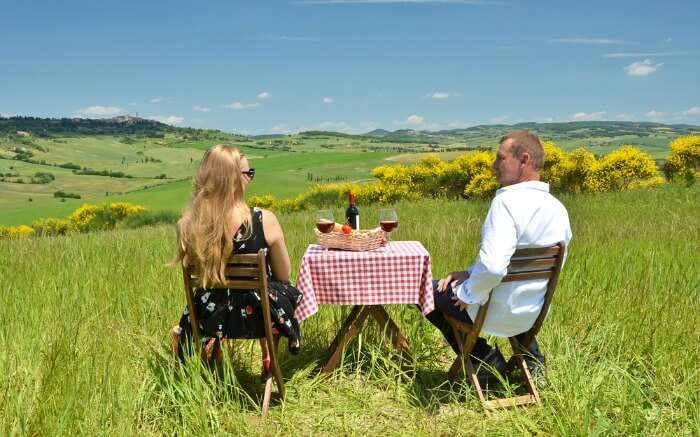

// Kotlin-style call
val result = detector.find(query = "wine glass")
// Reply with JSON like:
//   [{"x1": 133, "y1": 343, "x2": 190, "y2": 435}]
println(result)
[
  {"x1": 315, "y1": 209, "x2": 335, "y2": 233},
  {"x1": 379, "y1": 208, "x2": 398, "y2": 236}
]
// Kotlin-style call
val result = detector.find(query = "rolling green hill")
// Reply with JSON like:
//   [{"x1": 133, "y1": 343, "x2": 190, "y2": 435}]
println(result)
[{"x1": 1, "y1": 116, "x2": 697, "y2": 226}]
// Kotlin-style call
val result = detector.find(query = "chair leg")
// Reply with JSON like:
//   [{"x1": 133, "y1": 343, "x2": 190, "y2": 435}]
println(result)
[
  {"x1": 270, "y1": 336, "x2": 285, "y2": 399},
  {"x1": 261, "y1": 376, "x2": 273, "y2": 418}
]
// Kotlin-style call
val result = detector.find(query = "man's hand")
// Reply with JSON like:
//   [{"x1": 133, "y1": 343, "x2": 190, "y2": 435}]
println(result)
[
  {"x1": 436, "y1": 270, "x2": 469, "y2": 293},
  {"x1": 451, "y1": 295, "x2": 469, "y2": 312}
]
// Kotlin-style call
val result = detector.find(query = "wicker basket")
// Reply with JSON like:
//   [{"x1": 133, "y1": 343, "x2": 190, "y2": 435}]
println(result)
[{"x1": 315, "y1": 227, "x2": 387, "y2": 251}]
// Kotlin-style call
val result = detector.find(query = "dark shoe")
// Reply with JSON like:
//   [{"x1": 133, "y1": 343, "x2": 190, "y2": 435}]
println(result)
[{"x1": 472, "y1": 347, "x2": 507, "y2": 386}]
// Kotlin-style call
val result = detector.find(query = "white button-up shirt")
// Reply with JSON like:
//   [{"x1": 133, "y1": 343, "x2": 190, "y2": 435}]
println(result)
[{"x1": 454, "y1": 181, "x2": 573, "y2": 337}]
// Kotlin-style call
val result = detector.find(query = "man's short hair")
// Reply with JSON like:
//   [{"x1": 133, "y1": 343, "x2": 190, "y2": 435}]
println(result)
[{"x1": 500, "y1": 130, "x2": 545, "y2": 171}]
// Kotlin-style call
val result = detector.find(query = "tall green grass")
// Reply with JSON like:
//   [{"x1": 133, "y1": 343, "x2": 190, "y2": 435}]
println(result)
[{"x1": 1, "y1": 185, "x2": 698, "y2": 435}]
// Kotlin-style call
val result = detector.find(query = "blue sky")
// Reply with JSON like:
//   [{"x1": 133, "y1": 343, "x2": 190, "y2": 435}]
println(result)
[{"x1": 1, "y1": 0, "x2": 699, "y2": 134}]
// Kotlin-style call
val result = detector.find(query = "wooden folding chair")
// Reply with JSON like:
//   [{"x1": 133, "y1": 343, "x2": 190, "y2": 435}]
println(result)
[
  {"x1": 182, "y1": 249, "x2": 284, "y2": 418},
  {"x1": 445, "y1": 242, "x2": 566, "y2": 411}
]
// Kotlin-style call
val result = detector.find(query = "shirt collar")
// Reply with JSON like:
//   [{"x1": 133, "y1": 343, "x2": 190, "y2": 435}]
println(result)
[{"x1": 496, "y1": 180, "x2": 550, "y2": 195}]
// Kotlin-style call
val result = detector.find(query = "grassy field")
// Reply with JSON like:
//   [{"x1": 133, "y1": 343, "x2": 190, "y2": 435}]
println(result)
[
  {"x1": 0, "y1": 135, "x2": 393, "y2": 226},
  {"x1": 1, "y1": 120, "x2": 691, "y2": 226},
  {"x1": 1, "y1": 184, "x2": 698, "y2": 435}
]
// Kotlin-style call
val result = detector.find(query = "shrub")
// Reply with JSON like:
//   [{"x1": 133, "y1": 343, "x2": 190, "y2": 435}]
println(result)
[
  {"x1": 54, "y1": 191, "x2": 81, "y2": 199},
  {"x1": 464, "y1": 172, "x2": 499, "y2": 199},
  {"x1": 31, "y1": 218, "x2": 74, "y2": 236},
  {"x1": 665, "y1": 134, "x2": 700, "y2": 184},
  {"x1": 32, "y1": 172, "x2": 55, "y2": 184},
  {"x1": 0, "y1": 224, "x2": 35, "y2": 240},
  {"x1": 584, "y1": 145, "x2": 659, "y2": 192},
  {"x1": 69, "y1": 202, "x2": 147, "y2": 232},
  {"x1": 561, "y1": 148, "x2": 597, "y2": 193},
  {"x1": 541, "y1": 141, "x2": 568, "y2": 191},
  {"x1": 69, "y1": 204, "x2": 100, "y2": 232},
  {"x1": 120, "y1": 210, "x2": 179, "y2": 229}
]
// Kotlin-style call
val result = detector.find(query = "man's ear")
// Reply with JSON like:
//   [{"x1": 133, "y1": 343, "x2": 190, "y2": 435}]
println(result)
[{"x1": 520, "y1": 152, "x2": 531, "y2": 166}]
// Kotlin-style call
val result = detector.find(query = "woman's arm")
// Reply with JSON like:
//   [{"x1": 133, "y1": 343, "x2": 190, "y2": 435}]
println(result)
[{"x1": 261, "y1": 209, "x2": 291, "y2": 282}]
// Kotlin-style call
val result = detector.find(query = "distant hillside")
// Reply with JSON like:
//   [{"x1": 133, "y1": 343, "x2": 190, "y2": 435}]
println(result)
[
  {"x1": 364, "y1": 121, "x2": 700, "y2": 144},
  {"x1": 0, "y1": 116, "x2": 246, "y2": 142}
]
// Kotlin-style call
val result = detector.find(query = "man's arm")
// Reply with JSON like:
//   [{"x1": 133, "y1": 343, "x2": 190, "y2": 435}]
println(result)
[{"x1": 455, "y1": 196, "x2": 517, "y2": 306}]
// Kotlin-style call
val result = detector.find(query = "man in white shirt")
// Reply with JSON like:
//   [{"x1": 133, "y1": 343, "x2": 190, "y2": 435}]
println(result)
[{"x1": 425, "y1": 130, "x2": 573, "y2": 379}]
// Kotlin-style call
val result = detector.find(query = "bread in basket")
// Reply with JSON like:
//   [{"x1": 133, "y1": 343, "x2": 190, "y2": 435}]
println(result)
[{"x1": 315, "y1": 226, "x2": 387, "y2": 251}]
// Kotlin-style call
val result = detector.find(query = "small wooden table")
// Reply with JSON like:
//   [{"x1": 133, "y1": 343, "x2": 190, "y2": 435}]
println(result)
[{"x1": 294, "y1": 241, "x2": 434, "y2": 373}]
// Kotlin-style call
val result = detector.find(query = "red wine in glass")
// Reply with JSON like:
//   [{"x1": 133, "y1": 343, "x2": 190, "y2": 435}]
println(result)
[
  {"x1": 316, "y1": 219, "x2": 334, "y2": 233},
  {"x1": 380, "y1": 220, "x2": 398, "y2": 232}
]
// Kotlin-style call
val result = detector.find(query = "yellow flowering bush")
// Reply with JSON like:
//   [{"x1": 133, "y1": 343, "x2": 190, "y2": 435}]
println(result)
[
  {"x1": 447, "y1": 151, "x2": 495, "y2": 197},
  {"x1": 31, "y1": 218, "x2": 74, "y2": 237},
  {"x1": 584, "y1": 145, "x2": 659, "y2": 192},
  {"x1": 541, "y1": 141, "x2": 569, "y2": 190},
  {"x1": 665, "y1": 134, "x2": 700, "y2": 184},
  {"x1": 561, "y1": 148, "x2": 597, "y2": 193},
  {"x1": 0, "y1": 225, "x2": 36, "y2": 240},
  {"x1": 248, "y1": 194, "x2": 277, "y2": 210},
  {"x1": 69, "y1": 204, "x2": 100, "y2": 232},
  {"x1": 68, "y1": 202, "x2": 147, "y2": 232},
  {"x1": 464, "y1": 171, "x2": 499, "y2": 199}
]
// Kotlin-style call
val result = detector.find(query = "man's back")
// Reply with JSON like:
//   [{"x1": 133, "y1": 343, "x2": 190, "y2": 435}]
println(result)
[{"x1": 456, "y1": 180, "x2": 572, "y2": 337}]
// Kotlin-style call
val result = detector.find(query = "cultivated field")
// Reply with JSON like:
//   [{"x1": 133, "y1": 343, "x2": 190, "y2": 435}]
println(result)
[{"x1": 1, "y1": 184, "x2": 698, "y2": 435}]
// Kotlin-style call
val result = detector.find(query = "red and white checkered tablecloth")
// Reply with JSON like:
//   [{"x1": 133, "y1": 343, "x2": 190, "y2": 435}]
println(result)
[{"x1": 294, "y1": 241, "x2": 434, "y2": 322}]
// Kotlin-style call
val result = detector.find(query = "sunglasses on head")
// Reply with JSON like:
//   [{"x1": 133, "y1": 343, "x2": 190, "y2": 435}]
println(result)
[{"x1": 242, "y1": 168, "x2": 256, "y2": 180}]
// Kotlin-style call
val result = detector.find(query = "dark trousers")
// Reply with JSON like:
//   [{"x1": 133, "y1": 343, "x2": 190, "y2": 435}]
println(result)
[{"x1": 424, "y1": 280, "x2": 545, "y2": 364}]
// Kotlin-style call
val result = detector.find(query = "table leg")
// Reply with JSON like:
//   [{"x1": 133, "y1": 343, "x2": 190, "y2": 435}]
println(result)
[
  {"x1": 369, "y1": 306, "x2": 411, "y2": 355},
  {"x1": 322, "y1": 305, "x2": 371, "y2": 373},
  {"x1": 323, "y1": 305, "x2": 414, "y2": 373}
]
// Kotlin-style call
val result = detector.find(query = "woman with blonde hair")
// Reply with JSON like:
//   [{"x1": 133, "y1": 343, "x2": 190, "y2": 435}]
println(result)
[{"x1": 171, "y1": 145, "x2": 301, "y2": 371}]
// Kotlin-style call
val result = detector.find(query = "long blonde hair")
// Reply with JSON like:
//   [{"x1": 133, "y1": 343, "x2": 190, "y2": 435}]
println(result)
[{"x1": 175, "y1": 145, "x2": 252, "y2": 288}]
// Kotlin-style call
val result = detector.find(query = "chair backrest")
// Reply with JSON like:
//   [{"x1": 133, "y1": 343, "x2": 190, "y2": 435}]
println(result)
[
  {"x1": 505, "y1": 242, "x2": 565, "y2": 345},
  {"x1": 471, "y1": 242, "x2": 566, "y2": 344},
  {"x1": 182, "y1": 249, "x2": 271, "y2": 345}
]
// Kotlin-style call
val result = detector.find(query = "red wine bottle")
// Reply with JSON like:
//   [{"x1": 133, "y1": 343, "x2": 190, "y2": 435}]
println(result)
[{"x1": 345, "y1": 193, "x2": 360, "y2": 229}]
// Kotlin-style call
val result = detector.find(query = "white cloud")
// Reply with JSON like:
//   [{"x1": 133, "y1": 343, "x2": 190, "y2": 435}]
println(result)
[
  {"x1": 257, "y1": 91, "x2": 272, "y2": 99},
  {"x1": 624, "y1": 59, "x2": 663, "y2": 77},
  {"x1": 490, "y1": 115, "x2": 509, "y2": 124},
  {"x1": 225, "y1": 101, "x2": 261, "y2": 110},
  {"x1": 603, "y1": 51, "x2": 697, "y2": 58},
  {"x1": 193, "y1": 105, "x2": 211, "y2": 113},
  {"x1": 76, "y1": 106, "x2": 124, "y2": 117},
  {"x1": 645, "y1": 110, "x2": 668, "y2": 119},
  {"x1": 682, "y1": 106, "x2": 700, "y2": 116},
  {"x1": 572, "y1": 111, "x2": 606, "y2": 121},
  {"x1": 550, "y1": 37, "x2": 626, "y2": 45},
  {"x1": 616, "y1": 113, "x2": 635, "y2": 120},
  {"x1": 0, "y1": 112, "x2": 16, "y2": 117},
  {"x1": 150, "y1": 97, "x2": 163, "y2": 103},
  {"x1": 405, "y1": 114, "x2": 424, "y2": 125},
  {"x1": 149, "y1": 115, "x2": 185, "y2": 125},
  {"x1": 430, "y1": 91, "x2": 450, "y2": 99},
  {"x1": 323, "y1": 96, "x2": 334, "y2": 104}
]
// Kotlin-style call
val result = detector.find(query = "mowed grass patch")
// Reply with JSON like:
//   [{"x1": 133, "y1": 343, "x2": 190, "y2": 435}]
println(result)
[{"x1": 0, "y1": 185, "x2": 698, "y2": 434}]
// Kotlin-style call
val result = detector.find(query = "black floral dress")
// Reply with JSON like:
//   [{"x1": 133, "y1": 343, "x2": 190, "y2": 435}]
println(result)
[{"x1": 175, "y1": 207, "x2": 302, "y2": 356}]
